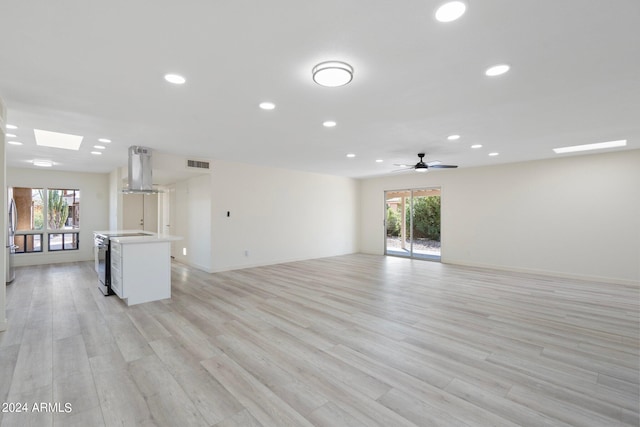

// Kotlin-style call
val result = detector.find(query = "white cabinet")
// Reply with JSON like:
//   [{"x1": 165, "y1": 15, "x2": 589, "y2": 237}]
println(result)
[
  {"x1": 110, "y1": 242, "x2": 123, "y2": 297},
  {"x1": 109, "y1": 240, "x2": 171, "y2": 306}
]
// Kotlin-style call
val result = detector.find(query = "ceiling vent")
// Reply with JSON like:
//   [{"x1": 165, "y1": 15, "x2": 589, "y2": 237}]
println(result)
[{"x1": 186, "y1": 159, "x2": 211, "y2": 170}]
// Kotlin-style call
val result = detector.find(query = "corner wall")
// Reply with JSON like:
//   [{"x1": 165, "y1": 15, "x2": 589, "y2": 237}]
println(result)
[
  {"x1": 209, "y1": 160, "x2": 359, "y2": 272},
  {"x1": 171, "y1": 174, "x2": 213, "y2": 272},
  {"x1": 0, "y1": 97, "x2": 6, "y2": 331},
  {"x1": 359, "y1": 149, "x2": 640, "y2": 285}
]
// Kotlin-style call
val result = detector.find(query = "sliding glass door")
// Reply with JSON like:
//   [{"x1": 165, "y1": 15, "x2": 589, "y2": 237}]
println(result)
[
  {"x1": 385, "y1": 188, "x2": 441, "y2": 261},
  {"x1": 385, "y1": 190, "x2": 411, "y2": 258}
]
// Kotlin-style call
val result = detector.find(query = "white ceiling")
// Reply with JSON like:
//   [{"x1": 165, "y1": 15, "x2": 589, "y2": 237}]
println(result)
[{"x1": 1, "y1": 0, "x2": 639, "y2": 179}]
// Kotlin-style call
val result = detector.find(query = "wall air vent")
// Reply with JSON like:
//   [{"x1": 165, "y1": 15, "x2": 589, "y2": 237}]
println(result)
[{"x1": 186, "y1": 159, "x2": 211, "y2": 170}]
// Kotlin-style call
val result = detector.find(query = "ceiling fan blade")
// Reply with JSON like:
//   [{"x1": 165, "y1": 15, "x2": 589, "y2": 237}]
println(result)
[
  {"x1": 391, "y1": 167, "x2": 414, "y2": 173},
  {"x1": 393, "y1": 163, "x2": 411, "y2": 167},
  {"x1": 426, "y1": 160, "x2": 442, "y2": 166},
  {"x1": 429, "y1": 164, "x2": 458, "y2": 169}
]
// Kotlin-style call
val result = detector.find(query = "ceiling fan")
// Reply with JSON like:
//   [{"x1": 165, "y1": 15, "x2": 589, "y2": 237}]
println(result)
[{"x1": 393, "y1": 153, "x2": 458, "y2": 173}]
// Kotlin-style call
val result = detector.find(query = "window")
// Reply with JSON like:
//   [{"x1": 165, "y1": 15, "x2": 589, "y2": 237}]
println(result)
[
  {"x1": 12, "y1": 187, "x2": 44, "y2": 231},
  {"x1": 48, "y1": 233, "x2": 79, "y2": 251},
  {"x1": 14, "y1": 234, "x2": 43, "y2": 253},
  {"x1": 11, "y1": 187, "x2": 80, "y2": 253},
  {"x1": 45, "y1": 189, "x2": 80, "y2": 229}
]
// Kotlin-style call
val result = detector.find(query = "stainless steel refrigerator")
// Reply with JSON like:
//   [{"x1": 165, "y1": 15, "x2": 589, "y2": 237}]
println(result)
[{"x1": 6, "y1": 193, "x2": 17, "y2": 283}]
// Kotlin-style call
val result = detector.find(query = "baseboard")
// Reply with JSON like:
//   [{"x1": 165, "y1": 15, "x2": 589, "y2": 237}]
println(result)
[
  {"x1": 442, "y1": 258, "x2": 640, "y2": 287},
  {"x1": 209, "y1": 251, "x2": 358, "y2": 274}
]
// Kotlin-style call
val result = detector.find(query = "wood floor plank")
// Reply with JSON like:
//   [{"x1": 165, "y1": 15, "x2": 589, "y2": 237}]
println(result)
[
  {"x1": 0, "y1": 255, "x2": 637, "y2": 426},
  {"x1": 202, "y1": 352, "x2": 316, "y2": 427},
  {"x1": 444, "y1": 378, "x2": 575, "y2": 427},
  {"x1": 214, "y1": 409, "x2": 264, "y2": 427},
  {"x1": 148, "y1": 337, "x2": 244, "y2": 425}
]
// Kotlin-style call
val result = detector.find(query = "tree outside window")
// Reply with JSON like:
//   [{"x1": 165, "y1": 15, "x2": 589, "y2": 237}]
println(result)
[{"x1": 40, "y1": 189, "x2": 80, "y2": 230}]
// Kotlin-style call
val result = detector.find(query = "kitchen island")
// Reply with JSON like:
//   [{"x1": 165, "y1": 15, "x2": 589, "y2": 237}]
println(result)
[{"x1": 94, "y1": 231, "x2": 182, "y2": 306}]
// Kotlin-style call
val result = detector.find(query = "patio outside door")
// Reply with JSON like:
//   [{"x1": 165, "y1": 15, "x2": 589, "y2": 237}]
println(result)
[{"x1": 384, "y1": 188, "x2": 441, "y2": 261}]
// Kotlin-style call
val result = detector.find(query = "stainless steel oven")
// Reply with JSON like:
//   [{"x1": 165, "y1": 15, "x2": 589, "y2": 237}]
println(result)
[{"x1": 94, "y1": 234, "x2": 113, "y2": 295}]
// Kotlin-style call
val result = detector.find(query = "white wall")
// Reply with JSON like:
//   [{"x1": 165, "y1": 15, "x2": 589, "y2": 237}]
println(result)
[
  {"x1": 7, "y1": 168, "x2": 110, "y2": 266},
  {"x1": 0, "y1": 97, "x2": 7, "y2": 331},
  {"x1": 360, "y1": 149, "x2": 640, "y2": 285},
  {"x1": 172, "y1": 174, "x2": 212, "y2": 272},
  {"x1": 109, "y1": 167, "x2": 124, "y2": 230},
  {"x1": 209, "y1": 160, "x2": 359, "y2": 272}
]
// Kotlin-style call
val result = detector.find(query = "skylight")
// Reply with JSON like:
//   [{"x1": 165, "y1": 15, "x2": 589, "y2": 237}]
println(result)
[
  {"x1": 553, "y1": 140, "x2": 627, "y2": 154},
  {"x1": 34, "y1": 129, "x2": 83, "y2": 150}
]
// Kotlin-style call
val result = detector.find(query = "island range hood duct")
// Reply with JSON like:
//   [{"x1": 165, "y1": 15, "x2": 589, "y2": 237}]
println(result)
[{"x1": 124, "y1": 146, "x2": 160, "y2": 194}]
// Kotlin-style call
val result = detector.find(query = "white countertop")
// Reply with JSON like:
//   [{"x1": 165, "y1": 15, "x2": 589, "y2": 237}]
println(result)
[{"x1": 93, "y1": 230, "x2": 182, "y2": 244}]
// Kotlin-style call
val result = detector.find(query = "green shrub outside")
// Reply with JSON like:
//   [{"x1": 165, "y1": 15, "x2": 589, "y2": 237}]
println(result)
[{"x1": 386, "y1": 196, "x2": 441, "y2": 241}]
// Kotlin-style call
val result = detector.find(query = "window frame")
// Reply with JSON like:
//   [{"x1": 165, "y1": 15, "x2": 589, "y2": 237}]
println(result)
[{"x1": 12, "y1": 186, "x2": 81, "y2": 254}]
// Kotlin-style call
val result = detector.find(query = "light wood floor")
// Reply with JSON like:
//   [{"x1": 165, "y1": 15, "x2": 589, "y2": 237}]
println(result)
[{"x1": 0, "y1": 254, "x2": 638, "y2": 426}]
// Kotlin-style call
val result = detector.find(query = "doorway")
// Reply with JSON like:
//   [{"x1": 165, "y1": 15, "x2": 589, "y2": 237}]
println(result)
[
  {"x1": 123, "y1": 193, "x2": 159, "y2": 232},
  {"x1": 385, "y1": 188, "x2": 441, "y2": 261}
]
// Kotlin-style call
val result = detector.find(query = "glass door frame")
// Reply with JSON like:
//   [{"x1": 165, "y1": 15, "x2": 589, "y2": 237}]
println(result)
[{"x1": 384, "y1": 187, "x2": 442, "y2": 261}]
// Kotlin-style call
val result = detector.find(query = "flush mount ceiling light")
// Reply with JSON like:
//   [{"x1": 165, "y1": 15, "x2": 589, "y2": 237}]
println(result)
[
  {"x1": 553, "y1": 139, "x2": 627, "y2": 154},
  {"x1": 91, "y1": 151, "x2": 102, "y2": 155},
  {"x1": 33, "y1": 159, "x2": 53, "y2": 167},
  {"x1": 346, "y1": 153, "x2": 356, "y2": 158},
  {"x1": 94, "y1": 145, "x2": 106, "y2": 150},
  {"x1": 471, "y1": 144, "x2": 483, "y2": 149},
  {"x1": 485, "y1": 64, "x2": 510, "y2": 77},
  {"x1": 8, "y1": 141, "x2": 23, "y2": 146},
  {"x1": 34, "y1": 129, "x2": 83, "y2": 150},
  {"x1": 312, "y1": 61, "x2": 354, "y2": 87},
  {"x1": 6, "y1": 133, "x2": 16, "y2": 138},
  {"x1": 98, "y1": 138, "x2": 111, "y2": 143},
  {"x1": 489, "y1": 152, "x2": 500, "y2": 156},
  {"x1": 435, "y1": 1, "x2": 468, "y2": 22},
  {"x1": 323, "y1": 120, "x2": 337, "y2": 128},
  {"x1": 164, "y1": 73, "x2": 186, "y2": 84},
  {"x1": 375, "y1": 159, "x2": 384, "y2": 163},
  {"x1": 447, "y1": 134, "x2": 461, "y2": 141},
  {"x1": 259, "y1": 102, "x2": 276, "y2": 110},
  {"x1": 6, "y1": 124, "x2": 18, "y2": 130}
]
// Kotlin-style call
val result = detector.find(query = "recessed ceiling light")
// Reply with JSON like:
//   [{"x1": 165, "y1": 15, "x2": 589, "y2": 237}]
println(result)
[
  {"x1": 94, "y1": 145, "x2": 106, "y2": 150},
  {"x1": 98, "y1": 138, "x2": 111, "y2": 143},
  {"x1": 34, "y1": 129, "x2": 83, "y2": 150},
  {"x1": 375, "y1": 159, "x2": 384, "y2": 163},
  {"x1": 447, "y1": 134, "x2": 461, "y2": 141},
  {"x1": 485, "y1": 64, "x2": 510, "y2": 77},
  {"x1": 6, "y1": 124, "x2": 18, "y2": 130},
  {"x1": 33, "y1": 160, "x2": 53, "y2": 167},
  {"x1": 259, "y1": 102, "x2": 276, "y2": 110},
  {"x1": 6, "y1": 133, "x2": 16, "y2": 138},
  {"x1": 8, "y1": 141, "x2": 23, "y2": 146},
  {"x1": 435, "y1": 1, "x2": 467, "y2": 23},
  {"x1": 471, "y1": 144, "x2": 483, "y2": 149},
  {"x1": 553, "y1": 139, "x2": 627, "y2": 154},
  {"x1": 346, "y1": 153, "x2": 356, "y2": 158},
  {"x1": 312, "y1": 61, "x2": 354, "y2": 87},
  {"x1": 164, "y1": 74, "x2": 186, "y2": 84},
  {"x1": 91, "y1": 151, "x2": 102, "y2": 155},
  {"x1": 323, "y1": 121, "x2": 337, "y2": 128},
  {"x1": 489, "y1": 152, "x2": 499, "y2": 156}
]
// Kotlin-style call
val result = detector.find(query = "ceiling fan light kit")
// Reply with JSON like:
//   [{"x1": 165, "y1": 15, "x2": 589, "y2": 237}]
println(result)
[
  {"x1": 393, "y1": 153, "x2": 458, "y2": 173},
  {"x1": 312, "y1": 61, "x2": 354, "y2": 87}
]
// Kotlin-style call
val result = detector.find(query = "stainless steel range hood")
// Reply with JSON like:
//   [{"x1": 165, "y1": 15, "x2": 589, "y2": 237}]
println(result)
[{"x1": 123, "y1": 146, "x2": 160, "y2": 194}]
